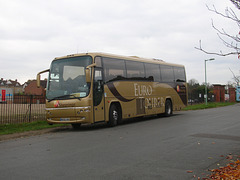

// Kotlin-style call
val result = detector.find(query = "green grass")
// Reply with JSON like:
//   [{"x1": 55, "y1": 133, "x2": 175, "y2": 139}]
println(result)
[
  {"x1": 0, "y1": 121, "x2": 67, "y2": 135},
  {"x1": 183, "y1": 102, "x2": 236, "y2": 111}
]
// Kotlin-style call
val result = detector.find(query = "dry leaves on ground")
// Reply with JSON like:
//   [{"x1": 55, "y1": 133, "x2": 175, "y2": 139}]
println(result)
[{"x1": 206, "y1": 159, "x2": 240, "y2": 179}]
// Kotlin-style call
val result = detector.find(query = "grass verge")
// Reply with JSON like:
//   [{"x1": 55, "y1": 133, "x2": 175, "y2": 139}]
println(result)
[
  {"x1": 0, "y1": 121, "x2": 67, "y2": 135},
  {"x1": 183, "y1": 102, "x2": 236, "y2": 111}
]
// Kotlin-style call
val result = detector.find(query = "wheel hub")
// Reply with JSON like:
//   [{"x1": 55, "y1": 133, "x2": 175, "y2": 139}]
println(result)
[{"x1": 113, "y1": 110, "x2": 118, "y2": 121}]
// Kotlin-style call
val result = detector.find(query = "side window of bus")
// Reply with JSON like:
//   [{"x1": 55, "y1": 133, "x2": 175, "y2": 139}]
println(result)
[
  {"x1": 145, "y1": 63, "x2": 161, "y2": 82},
  {"x1": 173, "y1": 67, "x2": 186, "y2": 82},
  {"x1": 102, "y1": 57, "x2": 126, "y2": 82},
  {"x1": 126, "y1": 61, "x2": 145, "y2": 79},
  {"x1": 160, "y1": 65, "x2": 174, "y2": 82}
]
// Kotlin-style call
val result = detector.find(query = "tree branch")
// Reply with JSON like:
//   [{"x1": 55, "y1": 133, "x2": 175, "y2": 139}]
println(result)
[
  {"x1": 206, "y1": 5, "x2": 240, "y2": 23},
  {"x1": 194, "y1": 40, "x2": 239, "y2": 56},
  {"x1": 211, "y1": 19, "x2": 240, "y2": 43},
  {"x1": 195, "y1": 4, "x2": 240, "y2": 58},
  {"x1": 230, "y1": 0, "x2": 240, "y2": 10},
  {"x1": 229, "y1": 67, "x2": 240, "y2": 83}
]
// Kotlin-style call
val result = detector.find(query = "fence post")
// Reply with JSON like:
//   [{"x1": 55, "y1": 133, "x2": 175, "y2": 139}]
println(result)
[{"x1": 29, "y1": 95, "x2": 33, "y2": 122}]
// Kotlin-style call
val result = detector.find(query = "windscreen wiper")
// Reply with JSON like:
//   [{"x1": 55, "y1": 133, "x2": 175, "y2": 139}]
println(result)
[{"x1": 48, "y1": 94, "x2": 81, "y2": 102}]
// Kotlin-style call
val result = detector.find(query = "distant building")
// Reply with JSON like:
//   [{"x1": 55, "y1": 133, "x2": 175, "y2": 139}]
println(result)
[
  {"x1": 213, "y1": 84, "x2": 225, "y2": 102},
  {"x1": 0, "y1": 78, "x2": 23, "y2": 94},
  {"x1": 0, "y1": 88, "x2": 13, "y2": 103},
  {"x1": 24, "y1": 80, "x2": 47, "y2": 95}
]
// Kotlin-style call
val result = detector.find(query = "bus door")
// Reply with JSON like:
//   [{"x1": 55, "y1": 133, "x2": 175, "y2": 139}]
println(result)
[{"x1": 93, "y1": 68, "x2": 105, "y2": 122}]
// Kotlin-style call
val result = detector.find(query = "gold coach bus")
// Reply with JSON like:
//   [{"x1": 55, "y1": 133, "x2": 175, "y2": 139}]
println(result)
[{"x1": 37, "y1": 52, "x2": 187, "y2": 128}]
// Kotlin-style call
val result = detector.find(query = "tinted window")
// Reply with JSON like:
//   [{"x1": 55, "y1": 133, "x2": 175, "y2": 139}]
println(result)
[
  {"x1": 173, "y1": 67, "x2": 186, "y2": 82},
  {"x1": 102, "y1": 57, "x2": 126, "y2": 82},
  {"x1": 47, "y1": 56, "x2": 92, "y2": 100},
  {"x1": 145, "y1": 63, "x2": 161, "y2": 82},
  {"x1": 126, "y1": 61, "x2": 145, "y2": 79},
  {"x1": 160, "y1": 65, "x2": 174, "y2": 82}
]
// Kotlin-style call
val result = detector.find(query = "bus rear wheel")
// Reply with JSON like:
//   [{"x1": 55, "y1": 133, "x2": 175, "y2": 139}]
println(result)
[
  {"x1": 108, "y1": 104, "x2": 121, "y2": 127},
  {"x1": 164, "y1": 100, "x2": 172, "y2": 117}
]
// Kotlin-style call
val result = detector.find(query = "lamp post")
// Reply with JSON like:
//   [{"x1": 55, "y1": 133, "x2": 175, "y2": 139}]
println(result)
[{"x1": 205, "y1": 58, "x2": 215, "y2": 105}]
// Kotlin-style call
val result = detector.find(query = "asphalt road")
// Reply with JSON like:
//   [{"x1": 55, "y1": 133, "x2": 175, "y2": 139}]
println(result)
[{"x1": 0, "y1": 104, "x2": 240, "y2": 180}]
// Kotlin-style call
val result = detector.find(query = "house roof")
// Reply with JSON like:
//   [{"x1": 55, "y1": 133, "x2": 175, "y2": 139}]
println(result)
[{"x1": 0, "y1": 78, "x2": 22, "y2": 87}]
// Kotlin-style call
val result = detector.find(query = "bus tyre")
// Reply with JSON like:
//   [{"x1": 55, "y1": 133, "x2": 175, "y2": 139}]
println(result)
[
  {"x1": 164, "y1": 100, "x2": 172, "y2": 117},
  {"x1": 108, "y1": 104, "x2": 120, "y2": 127},
  {"x1": 71, "y1": 123, "x2": 81, "y2": 129}
]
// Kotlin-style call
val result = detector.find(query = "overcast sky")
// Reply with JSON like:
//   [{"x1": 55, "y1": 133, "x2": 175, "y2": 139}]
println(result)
[{"x1": 0, "y1": 0, "x2": 239, "y2": 85}]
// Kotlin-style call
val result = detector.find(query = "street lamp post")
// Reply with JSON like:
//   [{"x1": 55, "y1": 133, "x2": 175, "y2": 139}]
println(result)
[{"x1": 205, "y1": 58, "x2": 215, "y2": 105}]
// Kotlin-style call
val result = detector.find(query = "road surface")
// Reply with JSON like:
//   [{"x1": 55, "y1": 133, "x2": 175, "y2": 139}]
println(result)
[{"x1": 0, "y1": 104, "x2": 240, "y2": 179}]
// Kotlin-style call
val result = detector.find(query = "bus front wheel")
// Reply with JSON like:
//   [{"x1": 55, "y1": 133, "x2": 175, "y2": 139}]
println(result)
[
  {"x1": 164, "y1": 100, "x2": 172, "y2": 117},
  {"x1": 108, "y1": 104, "x2": 120, "y2": 127}
]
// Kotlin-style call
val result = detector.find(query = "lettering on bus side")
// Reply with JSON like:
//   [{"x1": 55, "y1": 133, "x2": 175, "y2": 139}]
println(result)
[
  {"x1": 134, "y1": 83, "x2": 152, "y2": 96},
  {"x1": 134, "y1": 83, "x2": 165, "y2": 109}
]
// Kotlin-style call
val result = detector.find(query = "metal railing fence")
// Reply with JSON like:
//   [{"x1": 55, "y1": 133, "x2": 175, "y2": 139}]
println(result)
[{"x1": 0, "y1": 95, "x2": 46, "y2": 124}]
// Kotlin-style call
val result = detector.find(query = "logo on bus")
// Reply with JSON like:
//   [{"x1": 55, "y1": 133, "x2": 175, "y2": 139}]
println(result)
[
  {"x1": 134, "y1": 83, "x2": 152, "y2": 96},
  {"x1": 134, "y1": 83, "x2": 164, "y2": 108},
  {"x1": 54, "y1": 100, "x2": 60, "y2": 108},
  {"x1": 177, "y1": 85, "x2": 180, "y2": 92}
]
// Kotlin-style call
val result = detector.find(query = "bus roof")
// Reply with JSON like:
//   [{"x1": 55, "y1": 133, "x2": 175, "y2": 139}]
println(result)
[{"x1": 54, "y1": 52, "x2": 184, "y2": 67}]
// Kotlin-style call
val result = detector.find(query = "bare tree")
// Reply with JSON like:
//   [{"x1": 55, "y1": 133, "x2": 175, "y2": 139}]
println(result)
[
  {"x1": 229, "y1": 67, "x2": 240, "y2": 84},
  {"x1": 195, "y1": 0, "x2": 240, "y2": 57}
]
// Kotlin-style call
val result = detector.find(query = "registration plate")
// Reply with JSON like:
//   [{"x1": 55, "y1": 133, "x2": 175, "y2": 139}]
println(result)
[{"x1": 60, "y1": 118, "x2": 70, "y2": 121}]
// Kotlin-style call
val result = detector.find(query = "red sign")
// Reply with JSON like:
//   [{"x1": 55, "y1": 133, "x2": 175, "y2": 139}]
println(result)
[
  {"x1": 2, "y1": 90, "x2": 6, "y2": 102},
  {"x1": 54, "y1": 100, "x2": 60, "y2": 108}
]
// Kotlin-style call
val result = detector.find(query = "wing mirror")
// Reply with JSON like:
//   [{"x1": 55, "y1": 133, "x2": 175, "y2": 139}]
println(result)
[
  {"x1": 36, "y1": 69, "x2": 49, "y2": 88},
  {"x1": 85, "y1": 63, "x2": 96, "y2": 83}
]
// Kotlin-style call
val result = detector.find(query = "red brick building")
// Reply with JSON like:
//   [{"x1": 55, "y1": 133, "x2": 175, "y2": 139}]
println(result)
[
  {"x1": 213, "y1": 84, "x2": 225, "y2": 102},
  {"x1": 229, "y1": 87, "x2": 236, "y2": 102},
  {"x1": 24, "y1": 80, "x2": 47, "y2": 95}
]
